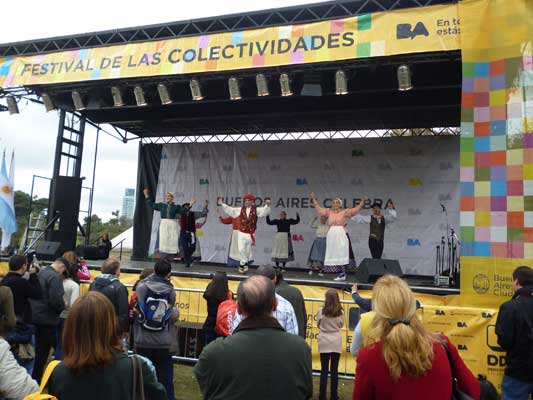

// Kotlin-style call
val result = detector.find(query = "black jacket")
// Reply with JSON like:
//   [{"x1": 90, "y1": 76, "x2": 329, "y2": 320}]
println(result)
[
  {"x1": 29, "y1": 266, "x2": 65, "y2": 326},
  {"x1": 496, "y1": 285, "x2": 533, "y2": 382},
  {"x1": 276, "y1": 281, "x2": 307, "y2": 339},
  {"x1": 89, "y1": 274, "x2": 129, "y2": 334},
  {"x1": 0, "y1": 272, "x2": 42, "y2": 322}
]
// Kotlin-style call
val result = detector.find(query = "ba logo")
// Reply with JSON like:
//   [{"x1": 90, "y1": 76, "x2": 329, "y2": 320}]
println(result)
[
  {"x1": 270, "y1": 164, "x2": 281, "y2": 171},
  {"x1": 248, "y1": 178, "x2": 257, "y2": 185},
  {"x1": 351, "y1": 178, "x2": 363, "y2": 186},
  {"x1": 408, "y1": 208, "x2": 421, "y2": 216},
  {"x1": 440, "y1": 162, "x2": 453, "y2": 170},
  {"x1": 439, "y1": 194, "x2": 452, "y2": 201},
  {"x1": 482, "y1": 312, "x2": 493, "y2": 319},
  {"x1": 407, "y1": 239, "x2": 421, "y2": 246},
  {"x1": 396, "y1": 22, "x2": 429, "y2": 40},
  {"x1": 473, "y1": 274, "x2": 490, "y2": 294},
  {"x1": 296, "y1": 178, "x2": 308, "y2": 185},
  {"x1": 409, "y1": 148, "x2": 423, "y2": 156},
  {"x1": 378, "y1": 163, "x2": 392, "y2": 171},
  {"x1": 222, "y1": 165, "x2": 233, "y2": 172},
  {"x1": 352, "y1": 149, "x2": 364, "y2": 157},
  {"x1": 292, "y1": 234, "x2": 304, "y2": 242},
  {"x1": 199, "y1": 179, "x2": 209, "y2": 185},
  {"x1": 200, "y1": 152, "x2": 209, "y2": 159},
  {"x1": 409, "y1": 178, "x2": 423, "y2": 186},
  {"x1": 435, "y1": 309, "x2": 446, "y2": 316},
  {"x1": 458, "y1": 344, "x2": 468, "y2": 351},
  {"x1": 298, "y1": 152, "x2": 308, "y2": 158},
  {"x1": 457, "y1": 321, "x2": 468, "y2": 328},
  {"x1": 247, "y1": 152, "x2": 258, "y2": 159}
]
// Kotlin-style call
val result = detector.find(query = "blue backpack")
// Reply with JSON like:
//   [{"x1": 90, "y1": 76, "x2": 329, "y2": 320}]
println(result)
[{"x1": 138, "y1": 287, "x2": 172, "y2": 331}]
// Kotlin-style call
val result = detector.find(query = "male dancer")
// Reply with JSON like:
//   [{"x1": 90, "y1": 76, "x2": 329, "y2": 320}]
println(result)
[
  {"x1": 179, "y1": 200, "x2": 209, "y2": 268},
  {"x1": 220, "y1": 194, "x2": 271, "y2": 273},
  {"x1": 352, "y1": 202, "x2": 397, "y2": 259}
]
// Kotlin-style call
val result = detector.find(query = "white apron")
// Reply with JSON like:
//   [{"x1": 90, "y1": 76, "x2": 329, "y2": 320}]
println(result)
[
  {"x1": 272, "y1": 232, "x2": 289, "y2": 259},
  {"x1": 324, "y1": 226, "x2": 349, "y2": 266},
  {"x1": 159, "y1": 219, "x2": 179, "y2": 254},
  {"x1": 229, "y1": 230, "x2": 240, "y2": 261}
]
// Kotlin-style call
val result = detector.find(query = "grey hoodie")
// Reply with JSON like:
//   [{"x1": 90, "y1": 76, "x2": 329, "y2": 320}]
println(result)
[
  {"x1": 89, "y1": 273, "x2": 130, "y2": 334},
  {"x1": 134, "y1": 275, "x2": 177, "y2": 349}
]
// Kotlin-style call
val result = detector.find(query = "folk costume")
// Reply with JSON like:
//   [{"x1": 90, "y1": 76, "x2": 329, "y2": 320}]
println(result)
[
  {"x1": 307, "y1": 218, "x2": 329, "y2": 274},
  {"x1": 219, "y1": 215, "x2": 241, "y2": 267},
  {"x1": 178, "y1": 203, "x2": 208, "y2": 267},
  {"x1": 267, "y1": 213, "x2": 300, "y2": 268},
  {"x1": 146, "y1": 195, "x2": 186, "y2": 255},
  {"x1": 352, "y1": 207, "x2": 397, "y2": 259}
]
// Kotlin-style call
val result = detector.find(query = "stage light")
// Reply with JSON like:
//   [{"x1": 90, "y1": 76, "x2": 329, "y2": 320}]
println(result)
[
  {"x1": 335, "y1": 70, "x2": 348, "y2": 95},
  {"x1": 6, "y1": 97, "x2": 19, "y2": 114},
  {"x1": 111, "y1": 86, "x2": 125, "y2": 107},
  {"x1": 157, "y1": 84, "x2": 172, "y2": 105},
  {"x1": 134, "y1": 86, "x2": 147, "y2": 106},
  {"x1": 41, "y1": 93, "x2": 55, "y2": 112},
  {"x1": 228, "y1": 77, "x2": 241, "y2": 100},
  {"x1": 397, "y1": 65, "x2": 413, "y2": 91},
  {"x1": 279, "y1": 73, "x2": 293, "y2": 97},
  {"x1": 256, "y1": 74, "x2": 269, "y2": 97},
  {"x1": 190, "y1": 79, "x2": 204, "y2": 101},
  {"x1": 71, "y1": 91, "x2": 86, "y2": 110}
]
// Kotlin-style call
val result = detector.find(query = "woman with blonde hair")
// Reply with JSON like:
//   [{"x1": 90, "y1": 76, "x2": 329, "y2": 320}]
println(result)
[
  {"x1": 311, "y1": 193, "x2": 366, "y2": 281},
  {"x1": 353, "y1": 275, "x2": 480, "y2": 400}
]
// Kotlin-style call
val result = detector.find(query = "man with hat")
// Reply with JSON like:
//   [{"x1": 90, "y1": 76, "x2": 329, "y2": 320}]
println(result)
[{"x1": 221, "y1": 194, "x2": 271, "y2": 273}]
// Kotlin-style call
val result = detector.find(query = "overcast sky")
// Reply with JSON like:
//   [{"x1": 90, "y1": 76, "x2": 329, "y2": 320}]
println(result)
[{"x1": 0, "y1": 0, "x2": 319, "y2": 221}]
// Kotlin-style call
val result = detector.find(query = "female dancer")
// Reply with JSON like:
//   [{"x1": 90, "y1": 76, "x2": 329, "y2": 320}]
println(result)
[
  {"x1": 307, "y1": 215, "x2": 329, "y2": 276},
  {"x1": 311, "y1": 193, "x2": 367, "y2": 281},
  {"x1": 266, "y1": 211, "x2": 300, "y2": 270}
]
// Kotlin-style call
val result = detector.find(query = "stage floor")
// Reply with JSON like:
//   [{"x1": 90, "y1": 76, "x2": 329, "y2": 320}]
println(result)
[{"x1": 86, "y1": 259, "x2": 460, "y2": 296}]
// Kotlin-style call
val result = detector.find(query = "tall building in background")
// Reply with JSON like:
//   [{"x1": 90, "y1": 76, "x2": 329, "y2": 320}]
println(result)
[{"x1": 121, "y1": 188, "x2": 135, "y2": 220}]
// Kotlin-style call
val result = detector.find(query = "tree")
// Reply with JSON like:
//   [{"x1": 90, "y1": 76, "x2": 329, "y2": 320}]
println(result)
[{"x1": 11, "y1": 191, "x2": 48, "y2": 249}]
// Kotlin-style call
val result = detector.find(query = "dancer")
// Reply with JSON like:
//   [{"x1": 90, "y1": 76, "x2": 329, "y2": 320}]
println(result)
[
  {"x1": 220, "y1": 194, "x2": 271, "y2": 274},
  {"x1": 179, "y1": 200, "x2": 208, "y2": 268},
  {"x1": 192, "y1": 217, "x2": 207, "y2": 263},
  {"x1": 143, "y1": 188, "x2": 192, "y2": 260},
  {"x1": 311, "y1": 193, "x2": 367, "y2": 281},
  {"x1": 352, "y1": 202, "x2": 397, "y2": 259},
  {"x1": 308, "y1": 215, "x2": 329, "y2": 276},
  {"x1": 266, "y1": 211, "x2": 300, "y2": 270},
  {"x1": 217, "y1": 208, "x2": 241, "y2": 268}
]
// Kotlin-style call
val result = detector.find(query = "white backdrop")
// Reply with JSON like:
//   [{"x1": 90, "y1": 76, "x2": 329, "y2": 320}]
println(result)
[{"x1": 149, "y1": 136, "x2": 459, "y2": 276}]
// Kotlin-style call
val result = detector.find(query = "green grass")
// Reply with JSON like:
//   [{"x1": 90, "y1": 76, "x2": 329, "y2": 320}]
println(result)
[{"x1": 173, "y1": 363, "x2": 354, "y2": 399}]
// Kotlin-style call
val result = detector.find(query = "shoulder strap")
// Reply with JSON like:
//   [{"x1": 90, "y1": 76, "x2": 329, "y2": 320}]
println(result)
[
  {"x1": 438, "y1": 337, "x2": 459, "y2": 393},
  {"x1": 40, "y1": 360, "x2": 61, "y2": 392},
  {"x1": 132, "y1": 356, "x2": 145, "y2": 400}
]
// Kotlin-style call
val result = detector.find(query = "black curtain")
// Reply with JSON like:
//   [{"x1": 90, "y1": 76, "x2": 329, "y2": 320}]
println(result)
[{"x1": 132, "y1": 143, "x2": 162, "y2": 260}]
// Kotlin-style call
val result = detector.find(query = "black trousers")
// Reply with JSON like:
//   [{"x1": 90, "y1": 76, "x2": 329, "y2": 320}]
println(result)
[
  {"x1": 319, "y1": 352, "x2": 340, "y2": 400},
  {"x1": 369, "y1": 237, "x2": 384, "y2": 259},
  {"x1": 179, "y1": 232, "x2": 196, "y2": 266},
  {"x1": 136, "y1": 347, "x2": 171, "y2": 398},
  {"x1": 32, "y1": 324, "x2": 57, "y2": 383}
]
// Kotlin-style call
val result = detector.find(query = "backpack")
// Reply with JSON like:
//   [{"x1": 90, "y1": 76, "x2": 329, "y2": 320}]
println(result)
[
  {"x1": 138, "y1": 287, "x2": 172, "y2": 331},
  {"x1": 23, "y1": 360, "x2": 60, "y2": 400},
  {"x1": 215, "y1": 292, "x2": 237, "y2": 337}
]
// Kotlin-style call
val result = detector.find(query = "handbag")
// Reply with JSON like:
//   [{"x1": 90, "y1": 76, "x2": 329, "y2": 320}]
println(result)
[
  {"x1": 23, "y1": 360, "x2": 60, "y2": 400},
  {"x1": 440, "y1": 340, "x2": 474, "y2": 400},
  {"x1": 131, "y1": 355, "x2": 146, "y2": 400}
]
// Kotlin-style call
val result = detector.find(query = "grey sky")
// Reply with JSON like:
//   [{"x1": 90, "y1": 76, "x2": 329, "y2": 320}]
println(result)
[{"x1": 0, "y1": 0, "x2": 318, "y2": 221}]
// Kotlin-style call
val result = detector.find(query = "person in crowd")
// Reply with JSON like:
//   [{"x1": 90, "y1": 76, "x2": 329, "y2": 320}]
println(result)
[
  {"x1": 54, "y1": 261, "x2": 80, "y2": 360},
  {"x1": 0, "y1": 284, "x2": 39, "y2": 398},
  {"x1": 97, "y1": 233, "x2": 113, "y2": 260},
  {"x1": 220, "y1": 194, "x2": 272, "y2": 274},
  {"x1": 275, "y1": 270, "x2": 307, "y2": 339},
  {"x1": 63, "y1": 250, "x2": 90, "y2": 281},
  {"x1": 178, "y1": 200, "x2": 208, "y2": 268},
  {"x1": 311, "y1": 193, "x2": 367, "y2": 281},
  {"x1": 144, "y1": 188, "x2": 193, "y2": 260},
  {"x1": 217, "y1": 207, "x2": 241, "y2": 267},
  {"x1": 30, "y1": 258, "x2": 67, "y2": 382},
  {"x1": 317, "y1": 289, "x2": 344, "y2": 400},
  {"x1": 128, "y1": 267, "x2": 154, "y2": 350},
  {"x1": 203, "y1": 271, "x2": 230, "y2": 344},
  {"x1": 191, "y1": 217, "x2": 207, "y2": 263},
  {"x1": 231, "y1": 266, "x2": 298, "y2": 335},
  {"x1": 352, "y1": 275, "x2": 480, "y2": 400},
  {"x1": 495, "y1": 266, "x2": 533, "y2": 400},
  {"x1": 266, "y1": 211, "x2": 300, "y2": 270},
  {"x1": 88, "y1": 258, "x2": 129, "y2": 335},
  {"x1": 133, "y1": 260, "x2": 178, "y2": 399},
  {"x1": 194, "y1": 275, "x2": 313, "y2": 400},
  {"x1": 308, "y1": 215, "x2": 329, "y2": 276},
  {"x1": 351, "y1": 202, "x2": 397, "y2": 259},
  {"x1": 47, "y1": 291, "x2": 167, "y2": 400}
]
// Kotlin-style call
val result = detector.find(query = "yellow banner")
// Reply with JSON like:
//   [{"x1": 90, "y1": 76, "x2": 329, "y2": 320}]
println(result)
[{"x1": 0, "y1": 4, "x2": 459, "y2": 88}]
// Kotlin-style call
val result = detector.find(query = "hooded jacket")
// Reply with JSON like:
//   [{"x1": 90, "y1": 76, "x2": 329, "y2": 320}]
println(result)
[
  {"x1": 496, "y1": 285, "x2": 533, "y2": 382},
  {"x1": 29, "y1": 266, "x2": 65, "y2": 326},
  {"x1": 89, "y1": 274, "x2": 129, "y2": 334}
]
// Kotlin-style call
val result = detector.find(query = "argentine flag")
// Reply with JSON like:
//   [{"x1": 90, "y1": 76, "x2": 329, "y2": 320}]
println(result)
[{"x1": 0, "y1": 150, "x2": 17, "y2": 250}]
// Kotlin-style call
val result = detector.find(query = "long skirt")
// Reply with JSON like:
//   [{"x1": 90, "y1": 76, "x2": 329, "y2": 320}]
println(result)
[
  {"x1": 323, "y1": 226, "x2": 351, "y2": 274},
  {"x1": 308, "y1": 237, "x2": 327, "y2": 270},
  {"x1": 272, "y1": 232, "x2": 295, "y2": 263},
  {"x1": 159, "y1": 219, "x2": 179, "y2": 254},
  {"x1": 192, "y1": 236, "x2": 201, "y2": 261},
  {"x1": 227, "y1": 230, "x2": 241, "y2": 267}
]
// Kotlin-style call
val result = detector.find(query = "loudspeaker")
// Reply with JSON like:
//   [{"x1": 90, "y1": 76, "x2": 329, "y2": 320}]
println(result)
[
  {"x1": 46, "y1": 176, "x2": 82, "y2": 252},
  {"x1": 35, "y1": 241, "x2": 63, "y2": 261},
  {"x1": 76, "y1": 245, "x2": 100, "y2": 260},
  {"x1": 353, "y1": 258, "x2": 403, "y2": 284}
]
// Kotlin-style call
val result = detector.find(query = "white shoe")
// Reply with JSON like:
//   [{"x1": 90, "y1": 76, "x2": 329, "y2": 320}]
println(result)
[
  {"x1": 334, "y1": 274, "x2": 346, "y2": 281},
  {"x1": 243, "y1": 265, "x2": 249, "y2": 273},
  {"x1": 238, "y1": 266, "x2": 245, "y2": 274},
  {"x1": 318, "y1": 272, "x2": 324, "y2": 277},
  {"x1": 308, "y1": 270, "x2": 314, "y2": 275}
]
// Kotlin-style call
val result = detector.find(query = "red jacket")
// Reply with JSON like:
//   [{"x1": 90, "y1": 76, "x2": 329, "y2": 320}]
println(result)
[{"x1": 353, "y1": 335, "x2": 480, "y2": 400}]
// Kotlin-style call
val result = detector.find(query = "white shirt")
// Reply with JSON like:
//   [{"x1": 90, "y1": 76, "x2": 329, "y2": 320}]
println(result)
[
  {"x1": 60, "y1": 278, "x2": 80, "y2": 319},
  {"x1": 221, "y1": 203, "x2": 271, "y2": 219},
  {"x1": 351, "y1": 208, "x2": 397, "y2": 224}
]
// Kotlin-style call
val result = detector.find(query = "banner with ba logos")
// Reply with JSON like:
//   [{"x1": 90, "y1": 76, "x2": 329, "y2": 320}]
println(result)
[{"x1": 150, "y1": 136, "x2": 459, "y2": 275}]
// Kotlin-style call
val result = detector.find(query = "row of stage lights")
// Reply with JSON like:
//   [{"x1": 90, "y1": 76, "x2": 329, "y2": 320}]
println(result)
[{"x1": 4, "y1": 65, "x2": 413, "y2": 114}]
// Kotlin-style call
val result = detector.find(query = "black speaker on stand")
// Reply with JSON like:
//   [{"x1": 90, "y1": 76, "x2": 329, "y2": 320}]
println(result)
[
  {"x1": 353, "y1": 258, "x2": 403, "y2": 284},
  {"x1": 35, "y1": 241, "x2": 63, "y2": 261}
]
